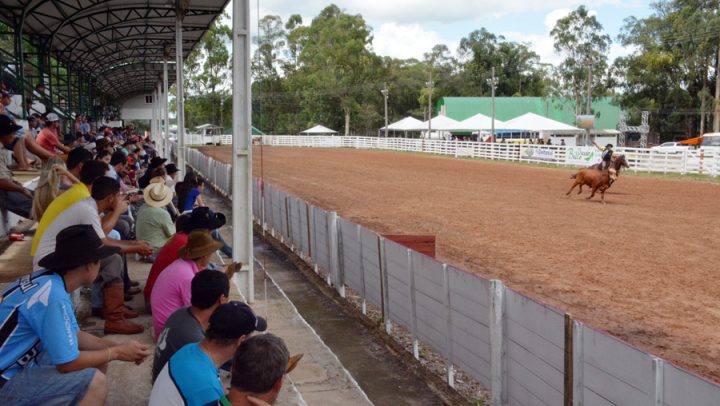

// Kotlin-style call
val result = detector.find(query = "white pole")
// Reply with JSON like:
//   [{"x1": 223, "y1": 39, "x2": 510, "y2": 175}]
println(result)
[
  {"x1": 163, "y1": 61, "x2": 170, "y2": 159},
  {"x1": 151, "y1": 89, "x2": 157, "y2": 145},
  {"x1": 156, "y1": 82, "x2": 162, "y2": 154},
  {"x1": 232, "y1": 0, "x2": 254, "y2": 302},
  {"x1": 175, "y1": 10, "x2": 186, "y2": 178}
]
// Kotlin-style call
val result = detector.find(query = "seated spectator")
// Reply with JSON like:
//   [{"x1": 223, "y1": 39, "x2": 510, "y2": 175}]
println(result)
[
  {"x1": 33, "y1": 177, "x2": 153, "y2": 334},
  {"x1": 152, "y1": 270, "x2": 232, "y2": 382},
  {"x1": 36, "y1": 113, "x2": 71, "y2": 156},
  {"x1": 107, "y1": 151, "x2": 127, "y2": 189},
  {"x1": 223, "y1": 334, "x2": 295, "y2": 406},
  {"x1": 165, "y1": 163, "x2": 179, "y2": 190},
  {"x1": 63, "y1": 147, "x2": 93, "y2": 190},
  {"x1": 177, "y1": 171, "x2": 205, "y2": 212},
  {"x1": 144, "y1": 207, "x2": 226, "y2": 303},
  {"x1": 0, "y1": 116, "x2": 33, "y2": 219},
  {"x1": 149, "y1": 301, "x2": 268, "y2": 406},
  {"x1": 31, "y1": 157, "x2": 79, "y2": 220},
  {"x1": 138, "y1": 156, "x2": 166, "y2": 188},
  {"x1": 136, "y1": 179, "x2": 175, "y2": 254},
  {"x1": 0, "y1": 225, "x2": 151, "y2": 405},
  {"x1": 96, "y1": 150, "x2": 111, "y2": 166},
  {"x1": 150, "y1": 229, "x2": 223, "y2": 336}
]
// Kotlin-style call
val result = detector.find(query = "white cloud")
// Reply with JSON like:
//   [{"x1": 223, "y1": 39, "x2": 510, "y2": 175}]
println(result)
[{"x1": 372, "y1": 23, "x2": 456, "y2": 60}]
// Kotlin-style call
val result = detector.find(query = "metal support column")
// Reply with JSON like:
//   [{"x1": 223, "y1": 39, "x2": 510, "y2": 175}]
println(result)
[
  {"x1": 157, "y1": 81, "x2": 163, "y2": 154},
  {"x1": 151, "y1": 89, "x2": 157, "y2": 142},
  {"x1": 163, "y1": 61, "x2": 170, "y2": 159},
  {"x1": 13, "y1": 23, "x2": 26, "y2": 118},
  {"x1": 231, "y1": 0, "x2": 254, "y2": 302},
  {"x1": 175, "y1": 7, "x2": 186, "y2": 178}
]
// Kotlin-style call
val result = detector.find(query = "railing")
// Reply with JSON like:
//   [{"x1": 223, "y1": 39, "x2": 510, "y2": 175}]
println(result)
[
  {"x1": 184, "y1": 143, "x2": 720, "y2": 406},
  {"x1": 261, "y1": 136, "x2": 720, "y2": 177}
]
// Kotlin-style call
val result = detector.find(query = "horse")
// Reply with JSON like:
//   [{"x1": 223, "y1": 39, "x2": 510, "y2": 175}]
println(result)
[
  {"x1": 571, "y1": 154, "x2": 629, "y2": 190},
  {"x1": 566, "y1": 167, "x2": 617, "y2": 203}
]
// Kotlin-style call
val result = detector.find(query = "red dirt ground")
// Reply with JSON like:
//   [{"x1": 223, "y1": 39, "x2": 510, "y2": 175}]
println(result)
[{"x1": 201, "y1": 146, "x2": 720, "y2": 382}]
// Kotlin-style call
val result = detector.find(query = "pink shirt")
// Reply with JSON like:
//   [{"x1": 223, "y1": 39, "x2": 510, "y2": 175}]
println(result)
[
  {"x1": 37, "y1": 127, "x2": 60, "y2": 153},
  {"x1": 150, "y1": 258, "x2": 199, "y2": 338}
]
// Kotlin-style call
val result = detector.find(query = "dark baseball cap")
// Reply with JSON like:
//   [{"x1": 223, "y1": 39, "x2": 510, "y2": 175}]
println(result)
[
  {"x1": 207, "y1": 301, "x2": 267, "y2": 339},
  {"x1": 0, "y1": 115, "x2": 22, "y2": 138}
]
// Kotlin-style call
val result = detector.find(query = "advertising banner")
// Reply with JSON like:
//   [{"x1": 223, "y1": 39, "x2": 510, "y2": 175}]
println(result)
[
  {"x1": 521, "y1": 146, "x2": 556, "y2": 161},
  {"x1": 566, "y1": 146, "x2": 601, "y2": 165}
]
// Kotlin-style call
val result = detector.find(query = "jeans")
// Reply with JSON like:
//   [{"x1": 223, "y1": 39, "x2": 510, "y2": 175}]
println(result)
[
  {"x1": 0, "y1": 189, "x2": 32, "y2": 219},
  {"x1": 211, "y1": 229, "x2": 233, "y2": 257},
  {"x1": 91, "y1": 253, "x2": 124, "y2": 309}
]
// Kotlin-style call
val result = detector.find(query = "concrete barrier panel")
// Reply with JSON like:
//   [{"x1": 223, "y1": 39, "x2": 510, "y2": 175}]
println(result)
[
  {"x1": 505, "y1": 289, "x2": 565, "y2": 406},
  {"x1": 663, "y1": 363, "x2": 720, "y2": 406},
  {"x1": 312, "y1": 207, "x2": 330, "y2": 274},
  {"x1": 384, "y1": 239, "x2": 413, "y2": 330},
  {"x1": 338, "y1": 218, "x2": 363, "y2": 294},
  {"x1": 412, "y1": 252, "x2": 448, "y2": 354},
  {"x1": 359, "y1": 227, "x2": 383, "y2": 309}
]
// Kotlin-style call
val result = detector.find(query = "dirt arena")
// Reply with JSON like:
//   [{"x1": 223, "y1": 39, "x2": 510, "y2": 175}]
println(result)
[{"x1": 200, "y1": 146, "x2": 720, "y2": 382}]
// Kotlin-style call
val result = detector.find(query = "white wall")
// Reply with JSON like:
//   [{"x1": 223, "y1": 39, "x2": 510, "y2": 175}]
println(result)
[{"x1": 120, "y1": 93, "x2": 154, "y2": 120}]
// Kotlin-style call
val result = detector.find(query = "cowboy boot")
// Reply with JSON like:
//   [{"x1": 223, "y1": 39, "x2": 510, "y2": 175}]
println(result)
[
  {"x1": 92, "y1": 305, "x2": 139, "y2": 319},
  {"x1": 103, "y1": 284, "x2": 144, "y2": 335}
]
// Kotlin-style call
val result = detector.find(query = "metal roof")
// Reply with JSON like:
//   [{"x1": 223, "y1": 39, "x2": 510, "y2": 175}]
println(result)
[{"x1": 0, "y1": 0, "x2": 229, "y2": 100}]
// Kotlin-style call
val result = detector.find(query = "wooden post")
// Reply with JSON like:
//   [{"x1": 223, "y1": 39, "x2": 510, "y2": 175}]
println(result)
[{"x1": 572, "y1": 321, "x2": 584, "y2": 406}]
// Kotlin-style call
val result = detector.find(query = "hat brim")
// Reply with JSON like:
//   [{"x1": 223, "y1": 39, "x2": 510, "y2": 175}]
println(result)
[
  {"x1": 143, "y1": 186, "x2": 173, "y2": 208},
  {"x1": 255, "y1": 316, "x2": 267, "y2": 332},
  {"x1": 148, "y1": 158, "x2": 167, "y2": 168},
  {"x1": 38, "y1": 245, "x2": 120, "y2": 269},
  {"x1": 1, "y1": 123, "x2": 23, "y2": 137},
  {"x1": 179, "y1": 239, "x2": 224, "y2": 259}
]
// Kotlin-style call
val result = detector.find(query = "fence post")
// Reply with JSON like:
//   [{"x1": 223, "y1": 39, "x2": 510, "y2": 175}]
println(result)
[
  {"x1": 407, "y1": 249, "x2": 419, "y2": 359},
  {"x1": 572, "y1": 321, "x2": 584, "y2": 406},
  {"x1": 653, "y1": 357, "x2": 664, "y2": 406},
  {"x1": 443, "y1": 263, "x2": 455, "y2": 388},
  {"x1": 334, "y1": 213, "x2": 345, "y2": 297},
  {"x1": 379, "y1": 237, "x2": 391, "y2": 334},
  {"x1": 309, "y1": 207, "x2": 318, "y2": 274},
  {"x1": 564, "y1": 313, "x2": 574, "y2": 406},
  {"x1": 357, "y1": 225, "x2": 366, "y2": 315},
  {"x1": 285, "y1": 197, "x2": 293, "y2": 251},
  {"x1": 325, "y1": 211, "x2": 333, "y2": 286},
  {"x1": 490, "y1": 279, "x2": 505, "y2": 406}
]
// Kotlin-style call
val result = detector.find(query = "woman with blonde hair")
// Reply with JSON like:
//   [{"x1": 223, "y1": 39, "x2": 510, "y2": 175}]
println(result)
[{"x1": 31, "y1": 157, "x2": 79, "y2": 220}]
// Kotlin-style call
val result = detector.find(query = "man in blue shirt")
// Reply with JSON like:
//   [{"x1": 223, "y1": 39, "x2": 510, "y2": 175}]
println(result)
[
  {"x1": 150, "y1": 301, "x2": 268, "y2": 406},
  {"x1": 0, "y1": 225, "x2": 152, "y2": 405}
]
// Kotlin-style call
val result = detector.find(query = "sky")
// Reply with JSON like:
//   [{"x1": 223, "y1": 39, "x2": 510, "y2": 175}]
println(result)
[{"x1": 243, "y1": 0, "x2": 655, "y2": 65}]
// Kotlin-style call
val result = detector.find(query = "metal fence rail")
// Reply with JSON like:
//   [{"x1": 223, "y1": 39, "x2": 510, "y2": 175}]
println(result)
[
  {"x1": 185, "y1": 144, "x2": 720, "y2": 406},
  {"x1": 261, "y1": 135, "x2": 720, "y2": 177}
]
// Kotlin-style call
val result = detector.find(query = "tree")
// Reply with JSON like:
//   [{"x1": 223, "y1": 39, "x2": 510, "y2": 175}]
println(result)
[{"x1": 550, "y1": 6, "x2": 611, "y2": 116}]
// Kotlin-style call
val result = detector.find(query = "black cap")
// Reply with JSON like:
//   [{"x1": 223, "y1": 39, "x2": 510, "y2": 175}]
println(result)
[
  {"x1": 606, "y1": 144, "x2": 613, "y2": 148},
  {"x1": 38, "y1": 225, "x2": 120, "y2": 269},
  {"x1": 165, "y1": 163, "x2": 179, "y2": 175},
  {"x1": 0, "y1": 115, "x2": 22, "y2": 138},
  {"x1": 148, "y1": 157, "x2": 167, "y2": 169},
  {"x1": 207, "y1": 301, "x2": 267, "y2": 339},
  {"x1": 185, "y1": 207, "x2": 226, "y2": 232}
]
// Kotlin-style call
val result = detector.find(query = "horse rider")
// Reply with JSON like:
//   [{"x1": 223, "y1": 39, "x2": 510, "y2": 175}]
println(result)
[{"x1": 593, "y1": 142, "x2": 614, "y2": 172}]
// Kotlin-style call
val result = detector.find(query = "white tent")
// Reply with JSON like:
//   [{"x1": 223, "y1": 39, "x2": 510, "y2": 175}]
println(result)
[
  {"x1": 300, "y1": 125, "x2": 338, "y2": 135},
  {"x1": 502, "y1": 112, "x2": 581, "y2": 133},
  {"x1": 412, "y1": 115, "x2": 464, "y2": 131},
  {"x1": 459, "y1": 113, "x2": 513, "y2": 131},
  {"x1": 383, "y1": 116, "x2": 424, "y2": 131}
]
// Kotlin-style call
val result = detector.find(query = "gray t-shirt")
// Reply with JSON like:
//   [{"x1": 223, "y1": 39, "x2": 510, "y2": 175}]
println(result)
[{"x1": 152, "y1": 307, "x2": 204, "y2": 382}]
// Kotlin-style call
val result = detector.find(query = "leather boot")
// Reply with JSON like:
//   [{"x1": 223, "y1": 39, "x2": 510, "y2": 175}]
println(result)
[
  {"x1": 103, "y1": 284, "x2": 144, "y2": 335},
  {"x1": 92, "y1": 305, "x2": 139, "y2": 319}
]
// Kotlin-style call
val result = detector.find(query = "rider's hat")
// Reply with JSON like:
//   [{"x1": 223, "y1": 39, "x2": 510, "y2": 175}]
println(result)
[{"x1": 606, "y1": 144, "x2": 613, "y2": 148}]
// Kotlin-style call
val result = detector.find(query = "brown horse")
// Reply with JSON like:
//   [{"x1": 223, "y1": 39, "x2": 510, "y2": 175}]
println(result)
[
  {"x1": 587, "y1": 155, "x2": 629, "y2": 186},
  {"x1": 566, "y1": 167, "x2": 617, "y2": 203}
]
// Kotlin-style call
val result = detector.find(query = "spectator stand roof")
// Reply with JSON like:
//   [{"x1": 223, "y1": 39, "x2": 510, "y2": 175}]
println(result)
[{"x1": 0, "y1": 0, "x2": 230, "y2": 102}]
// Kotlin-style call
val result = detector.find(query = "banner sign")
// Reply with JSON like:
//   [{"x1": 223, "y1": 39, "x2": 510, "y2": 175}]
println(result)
[
  {"x1": 521, "y1": 147, "x2": 556, "y2": 161},
  {"x1": 576, "y1": 115, "x2": 595, "y2": 129},
  {"x1": 565, "y1": 146, "x2": 601, "y2": 165}
]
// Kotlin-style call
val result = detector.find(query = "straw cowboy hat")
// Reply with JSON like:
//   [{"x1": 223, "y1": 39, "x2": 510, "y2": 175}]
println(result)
[
  {"x1": 179, "y1": 230, "x2": 224, "y2": 259},
  {"x1": 143, "y1": 181, "x2": 173, "y2": 208}
]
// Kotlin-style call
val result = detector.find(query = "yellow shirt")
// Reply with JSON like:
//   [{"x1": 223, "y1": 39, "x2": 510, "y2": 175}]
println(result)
[{"x1": 31, "y1": 182, "x2": 90, "y2": 255}]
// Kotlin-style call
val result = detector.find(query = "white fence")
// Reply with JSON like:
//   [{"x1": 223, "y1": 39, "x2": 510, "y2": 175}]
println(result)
[
  {"x1": 261, "y1": 135, "x2": 720, "y2": 177},
  {"x1": 184, "y1": 144, "x2": 720, "y2": 405}
]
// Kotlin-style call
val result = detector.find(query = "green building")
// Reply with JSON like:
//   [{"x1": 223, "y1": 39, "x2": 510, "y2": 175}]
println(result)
[{"x1": 436, "y1": 97, "x2": 622, "y2": 130}]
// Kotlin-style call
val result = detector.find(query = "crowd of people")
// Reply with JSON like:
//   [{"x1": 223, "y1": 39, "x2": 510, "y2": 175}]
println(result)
[{"x1": 0, "y1": 104, "x2": 298, "y2": 405}]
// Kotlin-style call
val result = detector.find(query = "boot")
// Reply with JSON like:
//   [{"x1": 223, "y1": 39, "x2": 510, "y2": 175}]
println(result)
[
  {"x1": 92, "y1": 305, "x2": 139, "y2": 319},
  {"x1": 103, "y1": 284, "x2": 144, "y2": 335}
]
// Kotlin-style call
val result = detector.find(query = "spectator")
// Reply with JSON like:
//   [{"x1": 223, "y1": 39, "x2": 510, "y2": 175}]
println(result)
[
  {"x1": 223, "y1": 334, "x2": 296, "y2": 406},
  {"x1": 107, "y1": 150, "x2": 128, "y2": 192},
  {"x1": 165, "y1": 163, "x2": 179, "y2": 190},
  {"x1": 36, "y1": 113, "x2": 71, "y2": 155},
  {"x1": 149, "y1": 301, "x2": 268, "y2": 406},
  {"x1": 144, "y1": 207, "x2": 226, "y2": 303},
  {"x1": 177, "y1": 171, "x2": 205, "y2": 212},
  {"x1": 96, "y1": 150, "x2": 112, "y2": 166},
  {"x1": 138, "y1": 156, "x2": 166, "y2": 188},
  {"x1": 0, "y1": 115, "x2": 33, "y2": 218},
  {"x1": 33, "y1": 177, "x2": 152, "y2": 334},
  {"x1": 150, "y1": 229, "x2": 223, "y2": 336},
  {"x1": 136, "y1": 179, "x2": 175, "y2": 253},
  {"x1": 1, "y1": 91, "x2": 53, "y2": 169},
  {"x1": 152, "y1": 270, "x2": 232, "y2": 381},
  {"x1": 0, "y1": 225, "x2": 150, "y2": 405},
  {"x1": 31, "y1": 157, "x2": 79, "y2": 220}
]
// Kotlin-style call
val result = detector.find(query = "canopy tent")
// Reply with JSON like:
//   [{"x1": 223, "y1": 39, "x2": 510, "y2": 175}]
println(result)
[
  {"x1": 502, "y1": 112, "x2": 582, "y2": 133},
  {"x1": 411, "y1": 115, "x2": 464, "y2": 131},
  {"x1": 300, "y1": 125, "x2": 338, "y2": 135},
  {"x1": 459, "y1": 113, "x2": 514, "y2": 131},
  {"x1": 383, "y1": 116, "x2": 425, "y2": 131}
]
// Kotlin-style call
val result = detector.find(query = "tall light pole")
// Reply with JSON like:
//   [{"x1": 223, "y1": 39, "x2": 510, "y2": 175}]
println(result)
[
  {"x1": 586, "y1": 63, "x2": 592, "y2": 115},
  {"x1": 381, "y1": 83, "x2": 389, "y2": 138},
  {"x1": 486, "y1": 67, "x2": 499, "y2": 143},
  {"x1": 426, "y1": 70, "x2": 434, "y2": 139}
]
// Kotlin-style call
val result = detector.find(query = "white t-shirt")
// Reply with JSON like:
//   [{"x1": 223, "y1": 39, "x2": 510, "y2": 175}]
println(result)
[{"x1": 33, "y1": 197, "x2": 105, "y2": 270}]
